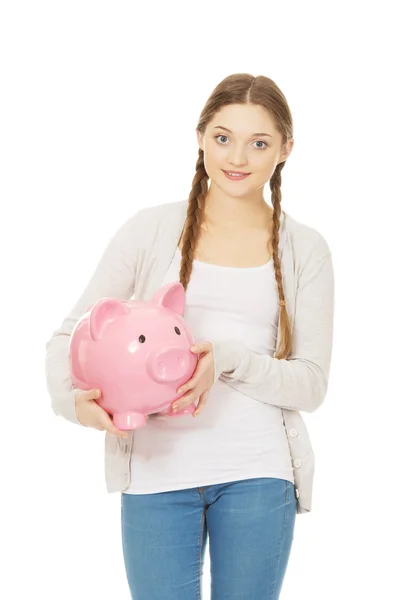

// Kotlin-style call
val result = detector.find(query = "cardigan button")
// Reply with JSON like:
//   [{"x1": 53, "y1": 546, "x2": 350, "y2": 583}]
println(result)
[
  {"x1": 289, "y1": 428, "x2": 298, "y2": 437},
  {"x1": 293, "y1": 459, "x2": 302, "y2": 468}
]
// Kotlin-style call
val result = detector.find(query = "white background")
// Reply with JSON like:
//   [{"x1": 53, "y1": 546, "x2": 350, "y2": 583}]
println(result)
[{"x1": 1, "y1": 1, "x2": 399, "y2": 598}]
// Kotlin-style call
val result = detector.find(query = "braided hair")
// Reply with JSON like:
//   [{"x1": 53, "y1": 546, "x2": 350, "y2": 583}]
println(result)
[{"x1": 179, "y1": 74, "x2": 293, "y2": 359}]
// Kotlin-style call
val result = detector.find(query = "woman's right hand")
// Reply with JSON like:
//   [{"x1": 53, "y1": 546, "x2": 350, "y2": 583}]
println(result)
[{"x1": 74, "y1": 388, "x2": 129, "y2": 439}]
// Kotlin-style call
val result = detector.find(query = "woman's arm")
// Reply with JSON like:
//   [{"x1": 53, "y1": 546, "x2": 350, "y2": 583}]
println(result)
[
  {"x1": 211, "y1": 246, "x2": 335, "y2": 413},
  {"x1": 45, "y1": 210, "x2": 145, "y2": 425}
]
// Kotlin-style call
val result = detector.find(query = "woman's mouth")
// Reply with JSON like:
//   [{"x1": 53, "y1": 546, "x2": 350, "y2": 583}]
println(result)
[{"x1": 222, "y1": 170, "x2": 250, "y2": 181}]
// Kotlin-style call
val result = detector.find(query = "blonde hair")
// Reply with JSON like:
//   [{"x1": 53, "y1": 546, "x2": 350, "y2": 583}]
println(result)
[{"x1": 179, "y1": 74, "x2": 293, "y2": 359}]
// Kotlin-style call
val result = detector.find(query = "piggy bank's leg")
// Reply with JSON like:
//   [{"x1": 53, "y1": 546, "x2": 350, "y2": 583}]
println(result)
[
  {"x1": 165, "y1": 402, "x2": 197, "y2": 417},
  {"x1": 113, "y1": 412, "x2": 147, "y2": 430}
]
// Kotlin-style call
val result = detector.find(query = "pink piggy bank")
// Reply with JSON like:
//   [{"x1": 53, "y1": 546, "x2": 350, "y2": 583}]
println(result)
[{"x1": 69, "y1": 281, "x2": 199, "y2": 430}]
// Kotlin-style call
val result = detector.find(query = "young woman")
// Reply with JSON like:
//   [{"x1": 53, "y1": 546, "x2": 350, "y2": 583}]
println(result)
[{"x1": 46, "y1": 73, "x2": 335, "y2": 599}]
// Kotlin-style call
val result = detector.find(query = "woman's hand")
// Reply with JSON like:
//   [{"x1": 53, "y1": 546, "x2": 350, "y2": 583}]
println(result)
[
  {"x1": 75, "y1": 388, "x2": 129, "y2": 438},
  {"x1": 171, "y1": 342, "x2": 215, "y2": 417}
]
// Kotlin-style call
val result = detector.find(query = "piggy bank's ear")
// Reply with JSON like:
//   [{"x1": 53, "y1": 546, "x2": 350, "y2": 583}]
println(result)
[
  {"x1": 88, "y1": 298, "x2": 130, "y2": 341},
  {"x1": 150, "y1": 282, "x2": 185, "y2": 316}
]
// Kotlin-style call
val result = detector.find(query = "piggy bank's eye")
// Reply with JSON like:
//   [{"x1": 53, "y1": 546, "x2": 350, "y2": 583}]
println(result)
[
  {"x1": 174, "y1": 327, "x2": 181, "y2": 335},
  {"x1": 138, "y1": 335, "x2": 146, "y2": 343}
]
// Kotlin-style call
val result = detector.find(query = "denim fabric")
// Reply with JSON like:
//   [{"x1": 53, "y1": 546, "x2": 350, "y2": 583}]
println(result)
[{"x1": 121, "y1": 477, "x2": 296, "y2": 599}]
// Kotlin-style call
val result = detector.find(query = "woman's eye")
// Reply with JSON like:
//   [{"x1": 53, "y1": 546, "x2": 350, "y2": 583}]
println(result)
[
  {"x1": 174, "y1": 327, "x2": 181, "y2": 335},
  {"x1": 214, "y1": 134, "x2": 268, "y2": 150}
]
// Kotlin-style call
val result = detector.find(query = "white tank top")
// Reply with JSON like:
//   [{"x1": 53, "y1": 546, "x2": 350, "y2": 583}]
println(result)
[{"x1": 124, "y1": 247, "x2": 294, "y2": 494}]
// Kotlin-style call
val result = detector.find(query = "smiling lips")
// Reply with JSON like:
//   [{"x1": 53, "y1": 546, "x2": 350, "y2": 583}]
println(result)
[{"x1": 223, "y1": 170, "x2": 250, "y2": 180}]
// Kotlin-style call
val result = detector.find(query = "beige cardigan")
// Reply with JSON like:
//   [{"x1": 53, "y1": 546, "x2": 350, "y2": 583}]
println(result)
[{"x1": 45, "y1": 198, "x2": 335, "y2": 515}]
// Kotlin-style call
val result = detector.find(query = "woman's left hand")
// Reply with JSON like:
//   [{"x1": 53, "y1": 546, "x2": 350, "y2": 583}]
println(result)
[{"x1": 171, "y1": 342, "x2": 215, "y2": 417}]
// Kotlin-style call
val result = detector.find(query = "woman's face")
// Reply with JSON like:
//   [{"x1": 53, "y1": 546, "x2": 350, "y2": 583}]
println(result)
[{"x1": 197, "y1": 103, "x2": 293, "y2": 200}]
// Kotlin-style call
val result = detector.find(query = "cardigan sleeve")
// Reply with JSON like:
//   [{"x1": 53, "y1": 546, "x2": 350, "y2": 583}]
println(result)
[
  {"x1": 210, "y1": 246, "x2": 335, "y2": 413},
  {"x1": 44, "y1": 210, "x2": 145, "y2": 426}
]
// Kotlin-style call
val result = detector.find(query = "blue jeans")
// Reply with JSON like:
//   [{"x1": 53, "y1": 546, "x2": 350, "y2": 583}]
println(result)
[{"x1": 121, "y1": 477, "x2": 297, "y2": 599}]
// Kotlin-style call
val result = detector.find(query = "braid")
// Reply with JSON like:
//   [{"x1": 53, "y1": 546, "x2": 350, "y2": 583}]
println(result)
[
  {"x1": 270, "y1": 161, "x2": 292, "y2": 359},
  {"x1": 179, "y1": 148, "x2": 209, "y2": 290}
]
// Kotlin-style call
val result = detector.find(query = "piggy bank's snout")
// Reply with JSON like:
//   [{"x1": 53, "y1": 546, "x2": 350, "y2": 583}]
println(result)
[{"x1": 147, "y1": 346, "x2": 194, "y2": 383}]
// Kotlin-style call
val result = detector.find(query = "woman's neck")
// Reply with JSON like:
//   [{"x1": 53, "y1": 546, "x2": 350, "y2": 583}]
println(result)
[{"x1": 202, "y1": 194, "x2": 273, "y2": 232}]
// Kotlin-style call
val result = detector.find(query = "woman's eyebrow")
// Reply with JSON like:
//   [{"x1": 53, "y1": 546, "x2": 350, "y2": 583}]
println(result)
[{"x1": 213, "y1": 125, "x2": 272, "y2": 138}]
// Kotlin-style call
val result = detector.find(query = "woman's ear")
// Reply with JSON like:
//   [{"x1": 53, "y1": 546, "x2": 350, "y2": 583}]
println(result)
[
  {"x1": 280, "y1": 138, "x2": 294, "y2": 162},
  {"x1": 196, "y1": 130, "x2": 204, "y2": 151}
]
